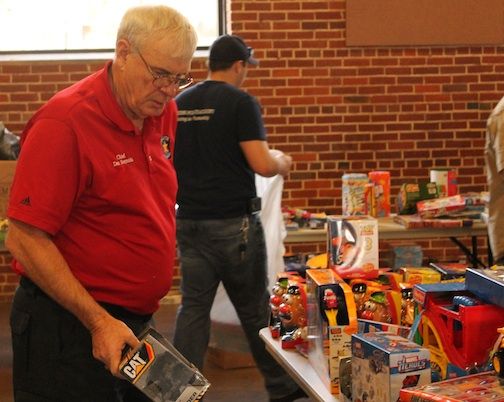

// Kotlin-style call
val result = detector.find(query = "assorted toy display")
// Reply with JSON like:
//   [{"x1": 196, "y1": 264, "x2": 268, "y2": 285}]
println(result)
[{"x1": 268, "y1": 175, "x2": 503, "y2": 401}]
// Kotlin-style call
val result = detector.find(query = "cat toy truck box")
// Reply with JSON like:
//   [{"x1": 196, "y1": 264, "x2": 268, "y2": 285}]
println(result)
[
  {"x1": 119, "y1": 327, "x2": 210, "y2": 402},
  {"x1": 351, "y1": 331, "x2": 431, "y2": 402}
]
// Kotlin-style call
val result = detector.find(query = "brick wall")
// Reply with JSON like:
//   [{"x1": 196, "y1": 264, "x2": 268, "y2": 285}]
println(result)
[{"x1": 0, "y1": 0, "x2": 495, "y2": 299}]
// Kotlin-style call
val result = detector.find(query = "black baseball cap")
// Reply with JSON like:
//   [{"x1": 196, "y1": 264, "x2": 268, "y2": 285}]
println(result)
[{"x1": 209, "y1": 35, "x2": 259, "y2": 66}]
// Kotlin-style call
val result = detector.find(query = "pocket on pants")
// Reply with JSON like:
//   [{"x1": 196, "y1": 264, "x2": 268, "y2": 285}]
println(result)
[{"x1": 10, "y1": 307, "x2": 31, "y2": 375}]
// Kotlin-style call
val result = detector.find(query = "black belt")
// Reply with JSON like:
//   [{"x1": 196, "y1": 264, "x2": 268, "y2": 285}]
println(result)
[{"x1": 19, "y1": 276, "x2": 152, "y2": 324}]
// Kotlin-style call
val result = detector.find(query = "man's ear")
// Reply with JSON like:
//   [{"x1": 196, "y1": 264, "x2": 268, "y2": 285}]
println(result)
[
  {"x1": 232, "y1": 60, "x2": 245, "y2": 73},
  {"x1": 115, "y1": 39, "x2": 131, "y2": 66}
]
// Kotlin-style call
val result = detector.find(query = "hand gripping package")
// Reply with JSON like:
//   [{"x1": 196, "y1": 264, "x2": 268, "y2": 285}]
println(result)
[
  {"x1": 327, "y1": 215, "x2": 379, "y2": 279},
  {"x1": 119, "y1": 328, "x2": 210, "y2": 402}
]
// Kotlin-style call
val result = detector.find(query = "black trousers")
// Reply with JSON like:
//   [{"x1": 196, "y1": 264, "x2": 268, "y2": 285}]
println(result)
[{"x1": 10, "y1": 277, "x2": 153, "y2": 402}]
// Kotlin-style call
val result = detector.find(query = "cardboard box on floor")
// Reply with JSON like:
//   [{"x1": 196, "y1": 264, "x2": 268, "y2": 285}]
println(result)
[{"x1": 0, "y1": 161, "x2": 16, "y2": 218}]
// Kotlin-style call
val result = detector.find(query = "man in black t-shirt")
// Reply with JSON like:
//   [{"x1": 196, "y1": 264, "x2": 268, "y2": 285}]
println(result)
[{"x1": 173, "y1": 35, "x2": 307, "y2": 402}]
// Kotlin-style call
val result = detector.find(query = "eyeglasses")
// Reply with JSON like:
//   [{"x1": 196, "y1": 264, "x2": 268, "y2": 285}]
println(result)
[{"x1": 137, "y1": 51, "x2": 193, "y2": 90}]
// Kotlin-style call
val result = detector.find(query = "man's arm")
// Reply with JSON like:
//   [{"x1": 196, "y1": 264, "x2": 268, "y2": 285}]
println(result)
[
  {"x1": 240, "y1": 140, "x2": 292, "y2": 177},
  {"x1": 6, "y1": 218, "x2": 140, "y2": 375}
]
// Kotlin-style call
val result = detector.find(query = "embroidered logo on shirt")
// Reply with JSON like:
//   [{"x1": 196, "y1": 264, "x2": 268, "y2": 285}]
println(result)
[
  {"x1": 113, "y1": 153, "x2": 135, "y2": 167},
  {"x1": 20, "y1": 197, "x2": 31, "y2": 206},
  {"x1": 161, "y1": 136, "x2": 171, "y2": 159},
  {"x1": 178, "y1": 109, "x2": 215, "y2": 122}
]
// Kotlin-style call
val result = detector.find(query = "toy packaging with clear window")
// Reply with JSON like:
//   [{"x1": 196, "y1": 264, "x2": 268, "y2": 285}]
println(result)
[
  {"x1": 119, "y1": 327, "x2": 210, "y2": 402},
  {"x1": 327, "y1": 215, "x2": 379, "y2": 279},
  {"x1": 306, "y1": 268, "x2": 358, "y2": 394}
]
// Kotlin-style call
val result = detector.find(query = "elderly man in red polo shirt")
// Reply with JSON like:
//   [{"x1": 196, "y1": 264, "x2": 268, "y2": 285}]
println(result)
[{"x1": 5, "y1": 5, "x2": 197, "y2": 402}]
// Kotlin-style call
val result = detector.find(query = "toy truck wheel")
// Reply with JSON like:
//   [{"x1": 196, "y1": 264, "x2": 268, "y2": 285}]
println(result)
[{"x1": 452, "y1": 295, "x2": 478, "y2": 307}]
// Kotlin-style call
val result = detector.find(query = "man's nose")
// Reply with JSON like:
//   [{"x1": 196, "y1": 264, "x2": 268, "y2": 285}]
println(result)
[{"x1": 158, "y1": 83, "x2": 179, "y2": 97}]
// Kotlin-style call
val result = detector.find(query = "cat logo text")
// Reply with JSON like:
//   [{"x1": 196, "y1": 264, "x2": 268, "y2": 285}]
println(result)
[{"x1": 121, "y1": 341, "x2": 155, "y2": 383}]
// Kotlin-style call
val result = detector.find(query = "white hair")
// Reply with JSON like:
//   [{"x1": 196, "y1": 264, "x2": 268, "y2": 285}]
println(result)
[{"x1": 117, "y1": 5, "x2": 198, "y2": 61}]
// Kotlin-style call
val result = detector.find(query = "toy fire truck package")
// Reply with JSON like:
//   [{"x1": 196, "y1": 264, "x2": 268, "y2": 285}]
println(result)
[
  {"x1": 351, "y1": 331, "x2": 431, "y2": 402},
  {"x1": 119, "y1": 327, "x2": 210, "y2": 402},
  {"x1": 327, "y1": 215, "x2": 379, "y2": 279}
]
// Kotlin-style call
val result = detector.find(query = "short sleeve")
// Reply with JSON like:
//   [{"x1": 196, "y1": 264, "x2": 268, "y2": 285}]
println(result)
[
  {"x1": 8, "y1": 118, "x2": 82, "y2": 235},
  {"x1": 236, "y1": 95, "x2": 267, "y2": 142}
]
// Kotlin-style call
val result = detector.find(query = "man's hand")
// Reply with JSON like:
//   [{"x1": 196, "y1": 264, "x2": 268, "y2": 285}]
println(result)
[
  {"x1": 270, "y1": 149, "x2": 292, "y2": 177},
  {"x1": 89, "y1": 314, "x2": 141, "y2": 377}
]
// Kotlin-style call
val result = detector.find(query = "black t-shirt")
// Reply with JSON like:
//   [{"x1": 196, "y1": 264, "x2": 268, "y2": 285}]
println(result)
[{"x1": 175, "y1": 80, "x2": 267, "y2": 219}]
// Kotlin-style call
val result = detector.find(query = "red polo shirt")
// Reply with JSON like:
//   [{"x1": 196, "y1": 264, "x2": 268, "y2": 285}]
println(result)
[{"x1": 8, "y1": 62, "x2": 178, "y2": 314}]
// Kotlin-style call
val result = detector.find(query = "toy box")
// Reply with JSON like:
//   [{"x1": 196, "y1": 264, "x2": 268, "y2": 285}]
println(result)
[
  {"x1": 416, "y1": 194, "x2": 466, "y2": 219},
  {"x1": 357, "y1": 319, "x2": 411, "y2": 338},
  {"x1": 429, "y1": 262, "x2": 468, "y2": 280},
  {"x1": 389, "y1": 244, "x2": 423, "y2": 270},
  {"x1": 119, "y1": 327, "x2": 210, "y2": 402},
  {"x1": 399, "y1": 371, "x2": 504, "y2": 401},
  {"x1": 351, "y1": 331, "x2": 431, "y2": 402},
  {"x1": 396, "y1": 182, "x2": 438, "y2": 215},
  {"x1": 465, "y1": 266, "x2": 504, "y2": 308},
  {"x1": 400, "y1": 267, "x2": 441, "y2": 285},
  {"x1": 368, "y1": 170, "x2": 391, "y2": 218},
  {"x1": 327, "y1": 215, "x2": 379, "y2": 279},
  {"x1": 342, "y1": 173, "x2": 373, "y2": 216},
  {"x1": 306, "y1": 268, "x2": 358, "y2": 394}
]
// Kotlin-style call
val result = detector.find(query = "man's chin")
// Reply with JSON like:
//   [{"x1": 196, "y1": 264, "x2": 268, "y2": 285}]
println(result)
[{"x1": 145, "y1": 105, "x2": 165, "y2": 117}]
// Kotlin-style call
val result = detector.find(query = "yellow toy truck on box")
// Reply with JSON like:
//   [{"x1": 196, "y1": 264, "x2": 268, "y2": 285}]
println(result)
[{"x1": 306, "y1": 268, "x2": 358, "y2": 394}]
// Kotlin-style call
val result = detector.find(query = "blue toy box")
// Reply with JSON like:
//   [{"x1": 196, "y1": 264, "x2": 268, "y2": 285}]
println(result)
[{"x1": 351, "y1": 331, "x2": 431, "y2": 402}]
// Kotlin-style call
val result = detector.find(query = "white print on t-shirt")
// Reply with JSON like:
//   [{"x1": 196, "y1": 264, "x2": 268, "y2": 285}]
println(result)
[
  {"x1": 112, "y1": 153, "x2": 135, "y2": 167},
  {"x1": 178, "y1": 109, "x2": 214, "y2": 122}
]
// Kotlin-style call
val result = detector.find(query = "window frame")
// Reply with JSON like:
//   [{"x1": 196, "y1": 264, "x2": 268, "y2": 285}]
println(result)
[{"x1": 0, "y1": 0, "x2": 226, "y2": 60}]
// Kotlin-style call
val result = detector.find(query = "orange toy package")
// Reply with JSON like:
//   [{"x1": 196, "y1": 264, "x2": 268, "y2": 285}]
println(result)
[
  {"x1": 306, "y1": 268, "x2": 358, "y2": 395},
  {"x1": 400, "y1": 267, "x2": 441, "y2": 285},
  {"x1": 368, "y1": 170, "x2": 391, "y2": 217}
]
